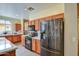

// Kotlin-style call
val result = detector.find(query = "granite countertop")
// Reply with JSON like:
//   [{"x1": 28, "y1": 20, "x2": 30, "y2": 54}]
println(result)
[
  {"x1": 0, "y1": 37, "x2": 17, "y2": 54},
  {"x1": 0, "y1": 33, "x2": 23, "y2": 37},
  {"x1": 32, "y1": 36, "x2": 40, "y2": 40}
]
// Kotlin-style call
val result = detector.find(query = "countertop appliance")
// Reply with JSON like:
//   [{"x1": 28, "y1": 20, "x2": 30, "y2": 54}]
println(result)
[{"x1": 40, "y1": 18, "x2": 64, "y2": 56}]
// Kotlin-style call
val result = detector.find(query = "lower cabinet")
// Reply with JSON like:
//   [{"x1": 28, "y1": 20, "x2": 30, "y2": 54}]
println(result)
[
  {"x1": 32, "y1": 39, "x2": 40, "y2": 54},
  {"x1": 6, "y1": 36, "x2": 13, "y2": 43},
  {"x1": 36, "y1": 40, "x2": 40, "y2": 54},
  {"x1": 32, "y1": 39, "x2": 36, "y2": 52},
  {"x1": 17, "y1": 35, "x2": 21, "y2": 42},
  {"x1": 5, "y1": 35, "x2": 22, "y2": 43},
  {"x1": 0, "y1": 50, "x2": 16, "y2": 56}
]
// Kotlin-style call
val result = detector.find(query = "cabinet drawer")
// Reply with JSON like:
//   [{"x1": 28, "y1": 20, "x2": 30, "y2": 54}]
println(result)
[{"x1": 32, "y1": 39, "x2": 40, "y2": 54}]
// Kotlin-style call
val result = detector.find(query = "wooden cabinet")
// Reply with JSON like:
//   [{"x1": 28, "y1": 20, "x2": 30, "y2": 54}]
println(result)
[
  {"x1": 0, "y1": 50, "x2": 16, "y2": 56},
  {"x1": 15, "y1": 24, "x2": 21, "y2": 31},
  {"x1": 6, "y1": 36, "x2": 13, "y2": 43},
  {"x1": 35, "y1": 20, "x2": 40, "y2": 31},
  {"x1": 28, "y1": 20, "x2": 35, "y2": 26},
  {"x1": 36, "y1": 40, "x2": 40, "y2": 54},
  {"x1": 32, "y1": 38, "x2": 40, "y2": 54},
  {"x1": 28, "y1": 19, "x2": 40, "y2": 31},
  {"x1": 12, "y1": 35, "x2": 22, "y2": 43},
  {"x1": 32, "y1": 39, "x2": 36, "y2": 52},
  {"x1": 17, "y1": 35, "x2": 22, "y2": 42},
  {"x1": 13, "y1": 35, "x2": 18, "y2": 43},
  {"x1": 28, "y1": 21, "x2": 32, "y2": 25},
  {"x1": 31, "y1": 20, "x2": 35, "y2": 25},
  {"x1": 5, "y1": 35, "x2": 22, "y2": 43}
]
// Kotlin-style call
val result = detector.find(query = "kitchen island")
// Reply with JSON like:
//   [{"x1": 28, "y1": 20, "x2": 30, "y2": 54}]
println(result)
[
  {"x1": 0, "y1": 37, "x2": 17, "y2": 56},
  {"x1": 0, "y1": 33, "x2": 22, "y2": 43}
]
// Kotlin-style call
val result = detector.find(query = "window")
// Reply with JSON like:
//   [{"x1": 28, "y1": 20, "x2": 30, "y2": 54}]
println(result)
[{"x1": 0, "y1": 20, "x2": 12, "y2": 34}]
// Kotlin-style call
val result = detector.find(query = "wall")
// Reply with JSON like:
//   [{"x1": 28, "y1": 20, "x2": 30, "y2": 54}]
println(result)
[
  {"x1": 29, "y1": 4, "x2": 64, "y2": 20},
  {"x1": 77, "y1": 4, "x2": 79, "y2": 55},
  {"x1": 0, "y1": 15, "x2": 21, "y2": 31},
  {"x1": 64, "y1": 3, "x2": 78, "y2": 56}
]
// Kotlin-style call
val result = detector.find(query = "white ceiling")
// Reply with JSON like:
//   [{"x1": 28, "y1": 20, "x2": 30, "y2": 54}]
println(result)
[{"x1": 0, "y1": 3, "x2": 62, "y2": 19}]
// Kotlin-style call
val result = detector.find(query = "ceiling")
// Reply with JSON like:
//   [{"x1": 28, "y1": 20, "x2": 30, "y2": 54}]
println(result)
[{"x1": 0, "y1": 3, "x2": 62, "y2": 19}]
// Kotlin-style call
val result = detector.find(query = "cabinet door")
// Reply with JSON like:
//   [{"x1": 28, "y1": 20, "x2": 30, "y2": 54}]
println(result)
[
  {"x1": 36, "y1": 40, "x2": 41, "y2": 54},
  {"x1": 32, "y1": 39, "x2": 36, "y2": 52},
  {"x1": 0, "y1": 50, "x2": 16, "y2": 56},
  {"x1": 6, "y1": 36, "x2": 13, "y2": 42},
  {"x1": 31, "y1": 20, "x2": 35, "y2": 25},
  {"x1": 35, "y1": 20, "x2": 40, "y2": 30},
  {"x1": 9, "y1": 50, "x2": 16, "y2": 56},
  {"x1": 17, "y1": 35, "x2": 21, "y2": 42},
  {"x1": 13, "y1": 35, "x2": 18, "y2": 43},
  {"x1": 0, "y1": 53, "x2": 10, "y2": 56},
  {"x1": 28, "y1": 21, "x2": 32, "y2": 25},
  {"x1": 15, "y1": 24, "x2": 21, "y2": 31}
]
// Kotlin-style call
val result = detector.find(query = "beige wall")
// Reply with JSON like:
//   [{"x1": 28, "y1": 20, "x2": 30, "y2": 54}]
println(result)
[
  {"x1": 29, "y1": 4, "x2": 64, "y2": 20},
  {"x1": 64, "y1": 3, "x2": 78, "y2": 56}
]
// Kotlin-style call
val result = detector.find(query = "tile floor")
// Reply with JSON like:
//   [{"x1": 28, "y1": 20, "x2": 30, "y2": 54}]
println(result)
[{"x1": 15, "y1": 44, "x2": 39, "y2": 56}]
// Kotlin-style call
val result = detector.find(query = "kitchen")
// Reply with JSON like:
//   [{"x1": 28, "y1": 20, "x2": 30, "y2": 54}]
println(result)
[
  {"x1": 0, "y1": 3, "x2": 64, "y2": 56},
  {"x1": 0, "y1": 16, "x2": 23, "y2": 56}
]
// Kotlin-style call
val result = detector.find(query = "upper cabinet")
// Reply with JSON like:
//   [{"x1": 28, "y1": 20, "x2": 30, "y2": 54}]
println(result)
[
  {"x1": 15, "y1": 23, "x2": 21, "y2": 31},
  {"x1": 28, "y1": 20, "x2": 35, "y2": 26},
  {"x1": 28, "y1": 21, "x2": 32, "y2": 26},
  {"x1": 28, "y1": 20, "x2": 40, "y2": 31},
  {"x1": 35, "y1": 19, "x2": 40, "y2": 31},
  {"x1": 27, "y1": 13, "x2": 64, "y2": 31},
  {"x1": 31, "y1": 20, "x2": 35, "y2": 25}
]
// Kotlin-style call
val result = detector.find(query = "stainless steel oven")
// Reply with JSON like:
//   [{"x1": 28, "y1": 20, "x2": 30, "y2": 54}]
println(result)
[{"x1": 25, "y1": 36, "x2": 32, "y2": 50}]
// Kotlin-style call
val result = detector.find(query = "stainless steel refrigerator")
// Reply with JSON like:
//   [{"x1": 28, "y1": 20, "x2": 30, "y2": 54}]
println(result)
[{"x1": 40, "y1": 18, "x2": 64, "y2": 56}]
